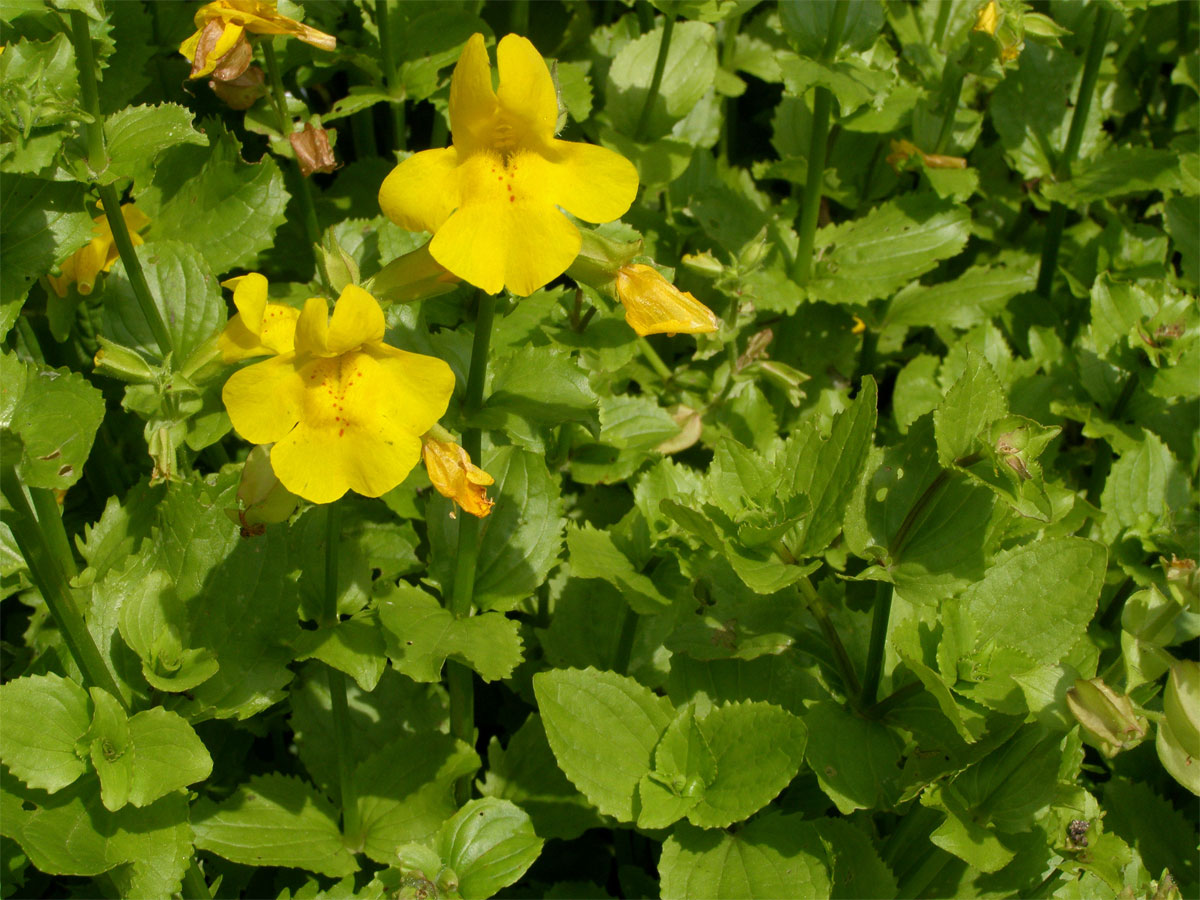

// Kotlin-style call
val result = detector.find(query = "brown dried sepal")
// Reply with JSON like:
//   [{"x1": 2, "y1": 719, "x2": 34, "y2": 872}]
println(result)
[
  {"x1": 191, "y1": 19, "x2": 253, "y2": 81},
  {"x1": 289, "y1": 123, "x2": 338, "y2": 178},
  {"x1": 210, "y1": 66, "x2": 266, "y2": 110}
]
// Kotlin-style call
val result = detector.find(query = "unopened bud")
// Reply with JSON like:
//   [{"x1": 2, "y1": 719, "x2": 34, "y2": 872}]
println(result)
[
  {"x1": 289, "y1": 123, "x2": 338, "y2": 178},
  {"x1": 1164, "y1": 661, "x2": 1200, "y2": 760},
  {"x1": 319, "y1": 231, "x2": 360, "y2": 294},
  {"x1": 566, "y1": 228, "x2": 644, "y2": 292},
  {"x1": 232, "y1": 445, "x2": 300, "y2": 529},
  {"x1": 210, "y1": 66, "x2": 266, "y2": 110},
  {"x1": 367, "y1": 243, "x2": 461, "y2": 305},
  {"x1": 422, "y1": 436, "x2": 494, "y2": 518},
  {"x1": 973, "y1": 0, "x2": 999, "y2": 35},
  {"x1": 93, "y1": 337, "x2": 155, "y2": 384},
  {"x1": 681, "y1": 251, "x2": 724, "y2": 279},
  {"x1": 1066, "y1": 678, "x2": 1148, "y2": 757}
]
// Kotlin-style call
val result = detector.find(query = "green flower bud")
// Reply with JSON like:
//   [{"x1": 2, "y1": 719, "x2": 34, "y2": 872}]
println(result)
[
  {"x1": 232, "y1": 445, "x2": 299, "y2": 529},
  {"x1": 1066, "y1": 677, "x2": 1148, "y2": 757},
  {"x1": 1164, "y1": 660, "x2": 1200, "y2": 760},
  {"x1": 565, "y1": 228, "x2": 644, "y2": 294},
  {"x1": 93, "y1": 337, "x2": 155, "y2": 384}
]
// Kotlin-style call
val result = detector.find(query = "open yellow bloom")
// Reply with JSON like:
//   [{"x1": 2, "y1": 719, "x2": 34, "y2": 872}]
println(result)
[
  {"x1": 222, "y1": 285, "x2": 454, "y2": 504},
  {"x1": 217, "y1": 273, "x2": 301, "y2": 362},
  {"x1": 179, "y1": 0, "x2": 336, "y2": 80},
  {"x1": 422, "y1": 437, "x2": 495, "y2": 518},
  {"x1": 614, "y1": 264, "x2": 719, "y2": 337},
  {"x1": 379, "y1": 33, "x2": 639, "y2": 297},
  {"x1": 47, "y1": 205, "x2": 149, "y2": 298}
]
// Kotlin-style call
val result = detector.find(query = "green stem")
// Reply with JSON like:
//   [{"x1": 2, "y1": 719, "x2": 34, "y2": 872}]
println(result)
[
  {"x1": 447, "y1": 291, "x2": 497, "y2": 805},
  {"x1": 68, "y1": 10, "x2": 106, "y2": 170},
  {"x1": 718, "y1": 13, "x2": 742, "y2": 162},
  {"x1": 634, "y1": 14, "x2": 675, "y2": 142},
  {"x1": 790, "y1": 1, "x2": 850, "y2": 284},
  {"x1": 180, "y1": 862, "x2": 211, "y2": 900},
  {"x1": 375, "y1": 0, "x2": 405, "y2": 153},
  {"x1": 509, "y1": 0, "x2": 530, "y2": 36},
  {"x1": 888, "y1": 455, "x2": 979, "y2": 561},
  {"x1": 867, "y1": 680, "x2": 923, "y2": 719},
  {"x1": 29, "y1": 488, "x2": 78, "y2": 579},
  {"x1": 859, "y1": 581, "x2": 893, "y2": 707},
  {"x1": 797, "y1": 577, "x2": 861, "y2": 699},
  {"x1": 931, "y1": 1, "x2": 952, "y2": 50},
  {"x1": 637, "y1": 337, "x2": 672, "y2": 381},
  {"x1": 1036, "y1": 4, "x2": 1112, "y2": 297},
  {"x1": 15, "y1": 317, "x2": 45, "y2": 365},
  {"x1": 612, "y1": 605, "x2": 639, "y2": 675},
  {"x1": 99, "y1": 184, "x2": 174, "y2": 355},
  {"x1": 932, "y1": 63, "x2": 965, "y2": 154},
  {"x1": 1, "y1": 465, "x2": 127, "y2": 709},
  {"x1": 261, "y1": 40, "x2": 321, "y2": 251}
]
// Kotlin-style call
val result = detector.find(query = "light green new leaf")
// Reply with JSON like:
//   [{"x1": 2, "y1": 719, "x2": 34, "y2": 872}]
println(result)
[
  {"x1": 778, "y1": 56, "x2": 892, "y2": 114},
  {"x1": 921, "y1": 782, "x2": 1016, "y2": 873},
  {"x1": 6, "y1": 358, "x2": 105, "y2": 491},
  {"x1": 435, "y1": 798, "x2": 544, "y2": 900},
  {"x1": 86, "y1": 687, "x2": 132, "y2": 812},
  {"x1": 934, "y1": 354, "x2": 1007, "y2": 466},
  {"x1": 804, "y1": 701, "x2": 904, "y2": 814},
  {"x1": 354, "y1": 734, "x2": 479, "y2": 865},
  {"x1": 100, "y1": 103, "x2": 208, "y2": 191},
  {"x1": 378, "y1": 582, "x2": 523, "y2": 683},
  {"x1": 607, "y1": 21, "x2": 717, "y2": 140},
  {"x1": 1100, "y1": 430, "x2": 1191, "y2": 543},
  {"x1": 960, "y1": 538, "x2": 1107, "y2": 666},
  {"x1": 808, "y1": 194, "x2": 970, "y2": 306},
  {"x1": 192, "y1": 774, "x2": 357, "y2": 877},
  {"x1": 117, "y1": 568, "x2": 219, "y2": 693},
  {"x1": 0, "y1": 674, "x2": 91, "y2": 793},
  {"x1": 566, "y1": 524, "x2": 672, "y2": 613},
  {"x1": 478, "y1": 346, "x2": 600, "y2": 434},
  {"x1": 123, "y1": 706, "x2": 212, "y2": 808},
  {"x1": 534, "y1": 667, "x2": 674, "y2": 822},
  {"x1": 813, "y1": 817, "x2": 898, "y2": 899},
  {"x1": 688, "y1": 701, "x2": 807, "y2": 828},
  {"x1": 0, "y1": 177, "x2": 93, "y2": 306},
  {"x1": 660, "y1": 814, "x2": 831, "y2": 900},
  {"x1": 1041, "y1": 147, "x2": 1185, "y2": 204},
  {"x1": 139, "y1": 124, "x2": 289, "y2": 274},
  {"x1": 637, "y1": 706, "x2": 717, "y2": 829}
]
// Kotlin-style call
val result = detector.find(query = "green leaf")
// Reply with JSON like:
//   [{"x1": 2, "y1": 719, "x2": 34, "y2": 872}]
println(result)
[
  {"x1": 477, "y1": 346, "x2": 600, "y2": 435},
  {"x1": 813, "y1": 817, "x2": 898, "y2": 900},
  {"x1": 428, "y1": 445, "x2": 564, "y2": 613},
  {"x1": 124, "y1": 706, "x2": 212, "y2": 808},
  {"x1": 782, "y1": 376, "x2": 877, "y2": 557},
  {"x1": 192, "y1": 774, "x2": 358, "y2": 877},
  {"x1": 921, "y1": 782, "x2": 1016, "y2": 873},
  {"x1": 100, "y1": 103, "x2": 208, "y2": 191},
  {"x1": 378, "y1": 582, "x2": 524, "y2": 683},
  {"x1": 479, "y1": 713, "x2": 605, "y2": 841},
  {"x1": 86, "y1": 687, "x2": 132, "y2": 812},
  {"x1": 804, "y1": 701, "x2": 904, "y2": 814},
  {"x1": 687, "y1": 701, "x2": 807, "y2": 828},
  {"x1": 534, "y1": 667, "x2": 675, "y2": 822},
  {"x1": 116, "y1": 568, "x2": 220, "y2": 693},
  {"x1": 667, "y1": 654, "x2": 820, "y2": 717},
  {"x1": 1099, "y1": 429, "x2": 1191, "y2": 544},
  {"x1": 607, "y1": 21, "x2": 718, "y2": 140},
  {"x1": 660, "y1": 814, "x2": 830, "y2": 899},
  {"x1": 885, "y1": 265, "x2": 1037, "y2": 331},
  {"x1": 1102, "y1": 780, "x2": 1199, "y2": 898},
  {"x1": 934, "y1": 354, "x2": 1007, "y2": 466},
  {"x1": 0, "y1": 674, "x2": 91, "y2": 793},
  {"x1": 637, "y1": 706, "x2": 717, "y2": 829},
  {"x1": 139, "y1": 124, "x2": 289, "y2": 274},
  {"x1": 354, "y1": 733, "x2": 479, "y2": 865},
  {"x1": 434, "y1": 797, "x2": 544, "y2": 900},
  {"x1": 1041, "y1": 147, "x2": 1185, "y2": 204},
  {"x1": 778, "y1": 56, "x2": 892, "y2": 115},
  {"x1": 808, "y1": 194, "x2": 971, "y2": 306},
  {"x1": 6, "y1": 357, "x2": 105, "y2": 491},
  {"x1": 779, "y1": 0, "x2": 884, "y2": 57},
  {"x1": 292, "y1": 614, "x2": 387, "y2": 693},
  {"x1": 1164, "y1": 196, "x2": 1199, "y2": 286},
  {"x1": 566, "y1": 524, "x2": 672, "y2": 613},
  {"x1": 3, "y1": 775, "x2": 192, "y2": 897},
  {"x1": 960, "y1": 538, "x2": 1107, "y2": 666},
  {"x1": 101, "y1": 240, "x2": 222, "y2": 364},
  {"x1": 0, "y1": 176, "x2": 92, "y2": 305}
]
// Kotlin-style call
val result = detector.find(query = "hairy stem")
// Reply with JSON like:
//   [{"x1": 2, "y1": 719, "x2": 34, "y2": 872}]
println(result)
[{"x1": 634, "y1": 14, "x2": 675, "y2": 142}]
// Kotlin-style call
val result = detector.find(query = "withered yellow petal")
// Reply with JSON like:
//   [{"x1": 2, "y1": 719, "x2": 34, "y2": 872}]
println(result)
[{"x1": 615, "y1": 264, "x2": 719, "y2": 337}]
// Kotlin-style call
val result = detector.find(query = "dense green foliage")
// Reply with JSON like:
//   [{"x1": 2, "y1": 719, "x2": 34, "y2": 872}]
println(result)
[{"x1": 1, "y1": 0, "x2": 1197, "y2": 898}]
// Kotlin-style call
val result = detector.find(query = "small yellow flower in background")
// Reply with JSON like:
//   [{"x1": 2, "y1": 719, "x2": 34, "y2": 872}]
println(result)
[
  {"x1": 851, "y1": 315, "x2": 867, "y2": 335},
  {"x1": 47, "y1": 204, "x2": 149, "y2": 298},
  {"x1": 614, "y1": 264, "x2": 719, "y2": 337},
  {"x1": 179, "y1": 0, "x2": 336, "y2": 80},
  {"x1": 379, "y1": 33, "x2": 639, "y2": 297},
  {"x1": 422, "y1": 436, "x2": 495, "y2": 518},
  {"x1": 217, "y1": 273, "x2": 301, "y2": 362},
  {"x1": 974, "y1": 0, "x2": 1000, "y2": 35},
  {"x1": 221, "y1": 285, "x2": 454, "y2": 504}
]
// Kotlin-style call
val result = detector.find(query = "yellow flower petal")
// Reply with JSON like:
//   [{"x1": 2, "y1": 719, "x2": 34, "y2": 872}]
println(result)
[
  {"x1": 367, "y1": 344, "x2": 456, "y2": 437},
  {"x1": 542, "y1": 140, "x2": 639, "y2": 223},
  {"x1": 377, "y1": 147, "x2": 462, "y2": 235},
  {"x1": 327, "y1": 284, "x2": 386, "y2": 354},
  {"x1": 293, "y1": 297, "x2": 332, "y2": 357},
  {"x1": 449, "y1": 33, "x2": 498, "y2": 154},
  {"x1": 495, "y1": 34, "x2": 558, "y2": 148},
  {"x1": 615, "y1": 264, "x2": 720, "y2": 336},
  {"x1": 222, "y1": 353, "x2": 305, "y2": 444},
  {"x1": 227, "y1": 273, "x2": 269, "y2": 330},
  {"x1": 271, "y1": 416, "x2": 421, "y2": 504},
  {"x1": 429, "y1": 151, "x2": 581, "y2": 296},
  {"x1": 423, "y1": 438, "x2": 494, "y2": 518},
  {"x1": 218, "y1": 275, "x2": 299, "y2": 362}
]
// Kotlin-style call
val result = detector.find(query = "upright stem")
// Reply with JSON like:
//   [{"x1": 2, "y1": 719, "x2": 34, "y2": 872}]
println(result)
[
  {"x1": 1036, "y1": 4, "x2": 1112, "y2": 297},
  {"x1": 797, "y1": 577, "x2": 861, "y2": 700},
  {"x1": 67, "y1": 10, "x2": 106, "y2": 171},
  {"x1": 612, "y1": 606, "x2": 639, "y2": 675},
  {"x1": 97, "y1": 185, "x2": 173, "y2": 358},
  {"x1": 634, "y1": 14, "x2": 675, "y2": 142},
  {"x1": 790, "y1": 2, "x2": 850, "y2": 284},
  {"x1": 932, "y1": 63, "x2": 965, "y2": 154},
  {"x1": 509, "y1": 0, "x2": 530, "y2": 36},
  {"x1": 447, "y1": 291, "x2": 497, "y2": 804},
  {"x1": 859, "y1": 581, "x2": 893, "y2": 707},
  {"x1": 1, "y1": 466, "x2": 127, "y2": 710},
  {"x1": 637, "y1": 336, "x2": 673, "y2": 381},
  {"x1": 719, "y1": 13, "x2": 742, "y2": 162},
  {"x1": 375, "y1": 0, "x2": 405, "y2": 153},
  {"x1": 261, "y1": 40, "x2": 321, "y2": 251}
]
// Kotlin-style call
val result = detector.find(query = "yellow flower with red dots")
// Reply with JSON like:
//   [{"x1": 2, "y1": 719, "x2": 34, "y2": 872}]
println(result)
[
  {"x1": 217, "y1": 273, "x2": 301, "y2": 362},
  {"x1": 221, "y1": 284, "x2": 454, "y2": 504},
  {"x1": 378, "y1": 33, "x2": 638, "y2": 297}
]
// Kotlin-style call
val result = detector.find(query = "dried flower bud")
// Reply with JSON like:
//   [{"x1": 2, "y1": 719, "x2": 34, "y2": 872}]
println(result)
[
  {"x1": 1066, "y1": 677, "x2": 1148, "y2": 758},
  {"x1": 289, "y1": 123, "x2": 338, "y2": 178},
  {"x1": 190, "y1": 18, "x2": 252, "y2": 80},
  {"x1": 614, "y1": 264, "x2": 720, "y2": 337},
  {"x1": 210, "y1": 66, "x2": 267, "y2": 110},
  {"x1": 422, "y1": 438, "x2": 494, "y2": 518}
]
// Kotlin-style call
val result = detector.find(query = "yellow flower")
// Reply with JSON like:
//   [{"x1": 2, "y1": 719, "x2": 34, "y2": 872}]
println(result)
[
  {"x1": 974, "y1": 0, "x2": 999, "y2": 35},
  {"x1": 47, "y1": 205, "x2": 149, "y2": 298},
  {"x1": 378, "y1": 33, "x2": 639, "y2": 297},
  {"x1": 217, "y1": 273, "x2": 302, "y2": 362},
  {"x1": 422, "y1": 437, "x2": 495, "y2": 518},
  {"x1": 614, "y1": 264, "x2": 719, "y2": 337},
  {"x1": 221, "y1": 285, "x2": 454, "y2": 504},
  {"x1": 179, "y1": 0, "x2": 336, "y2": 80}
]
